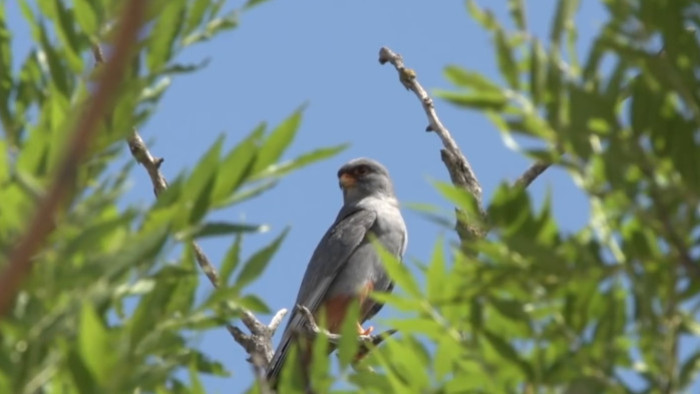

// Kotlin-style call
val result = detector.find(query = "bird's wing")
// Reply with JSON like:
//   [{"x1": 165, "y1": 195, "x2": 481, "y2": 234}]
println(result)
[{"x1": 266, "y1": 206, "x2": 377, "y2": 382}]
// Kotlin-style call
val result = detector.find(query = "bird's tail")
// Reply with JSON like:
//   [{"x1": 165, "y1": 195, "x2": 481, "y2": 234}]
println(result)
[{"x1": 265, "y1": 338, "x2": 290, "y2": 388}]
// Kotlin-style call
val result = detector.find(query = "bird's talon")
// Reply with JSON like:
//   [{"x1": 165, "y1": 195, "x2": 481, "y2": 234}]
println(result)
[{"x1": 357, "y1": 323, "x2": 374, "y2": 336}]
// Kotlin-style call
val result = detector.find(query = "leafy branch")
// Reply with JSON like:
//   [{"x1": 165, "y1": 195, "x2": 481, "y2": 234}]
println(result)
[
  {"x1": 0, "y1": 0, "x2": 146, "y2": 316},
  {"x1": 378, "y1": 46, "x2": 550, "y2": 244}
]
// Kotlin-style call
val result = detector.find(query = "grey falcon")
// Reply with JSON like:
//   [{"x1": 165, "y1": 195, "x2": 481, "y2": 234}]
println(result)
[{"x1": 266, "y1": 157, "x2": 408, "y2": 384}]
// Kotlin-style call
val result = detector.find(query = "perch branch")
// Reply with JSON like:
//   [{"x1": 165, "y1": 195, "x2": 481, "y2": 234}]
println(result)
[
  {"x1": 0, "y1": 0, "x2": 145, "y2": 317},
  {"x1": 295, "y1": 305, "x2": 397, "y2": 355}
]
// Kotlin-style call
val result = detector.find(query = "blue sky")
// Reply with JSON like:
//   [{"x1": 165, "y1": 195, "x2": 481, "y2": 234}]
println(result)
[{"x1": 6, "y1": 0, "x2": 613, "y2": 392}]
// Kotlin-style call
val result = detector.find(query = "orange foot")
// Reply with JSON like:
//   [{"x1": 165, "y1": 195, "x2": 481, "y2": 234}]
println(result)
[{"x1": 357, "y1": 322, "x2": 374, "y2": 336}]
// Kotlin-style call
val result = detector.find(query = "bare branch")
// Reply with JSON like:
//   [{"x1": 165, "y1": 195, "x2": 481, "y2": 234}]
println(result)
[
  {"x1": 515, "y1": 161, "x2": 551, "y2": 188},
  {"x1": 379, "y1": 46, "x2": 553, "y2": 244},
  {"x1": 125, "y1": 126, "x2": 287, "y2": 367},
  {"x1": 378, "y1": 47, "x2": 485, "y2": 241},
  {"x1": 295, "y1": 305, "x2": 396, "y2": 354},
  {"x1": 92, "y1": 40, "x2": 286, "y2": 368},
  {"x1": 0, "y1": 0, "x2": 146, "y2": 317}
]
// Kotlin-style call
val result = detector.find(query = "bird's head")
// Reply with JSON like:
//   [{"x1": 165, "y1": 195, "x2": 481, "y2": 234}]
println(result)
[{"x1": 337, "y1": 158, "x2": 395, "y2": 203}]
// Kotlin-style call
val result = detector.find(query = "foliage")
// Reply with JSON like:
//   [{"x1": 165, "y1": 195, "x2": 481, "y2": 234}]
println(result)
[
  {"x1": 0, "y1": 0, "x2": 342, "y2": 392},
  {"x1": 273, "y1": 0, "x2": 700, "y2": 392},
  {"x1": 3, "y1": 0, "x2": 700, "y2": 392}
]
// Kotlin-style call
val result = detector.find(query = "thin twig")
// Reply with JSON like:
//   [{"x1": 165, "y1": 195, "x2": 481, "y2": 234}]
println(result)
[
  {"x1": 0, "y1": 0, "x2": 146, "y2": 317},
  {"x1": 379, "y1": 47, "x2": 485, "y2": 242},
  {"x1": 295, "y1": 305, "x2": 396, "y2": 351},
  {"x1": 92, "y1": 42, "x2": 287, "y2": 366},
  {"x1": 378, "y1": 47, "x2": 551, "y2": 244},
  {"x1": 515, "y1": 161, "x2": 551, "y2": 188}
]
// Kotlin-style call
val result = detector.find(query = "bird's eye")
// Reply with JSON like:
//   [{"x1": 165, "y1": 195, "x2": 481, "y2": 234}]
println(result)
[{"x1": 355, "y1": 166, "x2": 369, "y2": 176}]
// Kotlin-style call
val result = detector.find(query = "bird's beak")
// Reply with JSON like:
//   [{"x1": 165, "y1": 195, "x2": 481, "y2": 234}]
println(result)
[{"x1": 339, "y1": 172, "x2": 356, "y2": 189}]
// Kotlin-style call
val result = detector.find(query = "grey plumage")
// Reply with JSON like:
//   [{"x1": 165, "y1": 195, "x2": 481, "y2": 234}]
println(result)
[{"x1": 266, "y1": 158, "x2": 407, "y2": 385}]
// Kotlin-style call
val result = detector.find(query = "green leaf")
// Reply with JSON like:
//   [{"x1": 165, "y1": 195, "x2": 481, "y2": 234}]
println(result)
[
  {"x1": 529, "y1": 39, "x2": 547, "y2": 105},
  {"x1": 337, "y1": 300, "x2": 361, "y2": 369},
  {"x1": 252, "y1": 108, "x2": 304, "y2": 174},
  {"x1": 434, "y1": 336, "x2": 460, "y2": 380},
  {"x1": 244, "y1": 0, "x2": 273, "y2": 9},
  {"x1": 212, "y1": 123, "x2": 265, "y2": 205},
  {"x1": 184, "y1": 0, "x2": 210, "y2": 35},
  {"x1": 426, "y1": 237, "x2": 446, "y2": 302},
  {"x1": 147, "y1": 0, "x2": 186, "y2": 72},
  {"x1": 188, "y1": 168, "x2": 216, "y2": 225},
  {"x1": 550, "y1": 0, "x2": 579, "y2": 46},
  {"x1": 188, "y1": 361, "x2": 206, "y2": 394},
  {"x1": 179, "y1": 221, "x2": 268, "y2": 239},
  {"x1": 50, "y1": 0, "x2": 83, "y2": 72},
  {"x1": 679, "y1": 349, "x2": 700, "y2": 387},
  {"x1": 435, "y1": 89, "x2": 507, "y2": 110},
  {"x1": 220, "y1": 234, "x2": 242, "y2": 284},
  {"x1": 253, "y1": 143, "x2": 348, "y2": 180},
  {"x1": 79, "y1": 303, "x2": 116, "y2": 385},
  {"x1": 483, "y1": 329, "x2": 533, "y2": 378},
  {"x1": 370, "y1": 292, "x2": 420, "y2": 312},
  {"x1": 433, "y1": 181, "x2": 483, "y2": 225},
  {"x1": 220, "y1": 179, "x2": 279, "y2": 207},
  {"x1": 66, "y1": 349, "x2": 98, "y2": 393},
  {"x1": 444, "y1": 65, "x2": 502, "y2": 92},
  {"x1": 466, "y1": 0, "x2": 497, "y2": 31},
  {"x1": 371, "y1": 238, "x2": 421, "y2": 298},
  {"x1": 508, "y1": 0, "x2": 527, "y2": 31},
  {"x1": 238, "y1": 294, "x2": 270, "y2": 313},
  {"x1": 73, "y1": 0, "x2": 98, "y2": 36},
  {"x1": 183, "y1": 135, "x2": 224, "y2": 224},
  {"x1": 495, "y1": 28, "x2": 519, "y2": 90},
  {"x1": 234, "y1": 228, "x2": 289, "y2": 290},
  {"x1": 0, "y1": 4, "x2": 12, "y2": 135}
]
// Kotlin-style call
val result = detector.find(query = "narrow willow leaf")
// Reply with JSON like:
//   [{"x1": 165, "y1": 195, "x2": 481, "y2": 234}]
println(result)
[
  {"x1": 508, "y1": 0, "x2": 527, "y2": 31},
  {"x1": 466, "y1": 0, "x2": 497, "y2": 31},
  {"x1": 73, "y1": 0, "x2": 98, "y2": 36},
  {"x1": 188, "y1": 362, "x2": 206, "y2": 394},
  {"x1": 212, "y1": 123, "x2": 265, "y2": 205},
  {"x1": 550, "y1": 0, "x2": 579, "y2": 46},
  {"x1": 220, "y1": 234, "x2": 242, "y2": 284},
  {"x1": 0, "y1": 4, "x2": 12, "y2": 125},
  {"x1": 147, "y1": 0, "x2": 186, "y2": 72},
  {"x1": 495, "y1": 28, "x2": 519, "y2": 90},
  {"x1": 182, "y1": 221, "x2": 268, "y2": 239},
  {"x1": 185, "y1": 135, "x2": 224, "y2": 207},
  {"x1": 252, "y1": 108, "x2": 304, "y2": 174},
  {"x1": 444, "y1": 65, "x2": 502, "y2": 92},
  {"x1": 50, "y1": 0, "x2": 83, "y2": 72},
  {"x1": 234, "y1": 228, "x2": 289, "y2": 290},
  {"x1": 483, "y1": 329, "x2": 533, "y2": 378},
  {"x1": 253, "y1": 143, "x2": 348, "y2": 181},
  {"x1": 184, "y1": 0, "x2": 210, "y2": 35},
  {"x1": 79, "y1": 304, "x2": 115, "y2": 385},
  {"x1": 529, "y1": 39, "x2": 547, "y2": 105},
  {"x1": 337, "y1": 300, "x2": 361, "y2": 369},
  {"x1": 188, "y1": 173, "x2": 216, "y2": 226},
  {"x1": 426, "y1": 237, "x2": 446, "y2": 302},
  {"x1": 435, "y1": 89, "x2": 507, "y2": 110},
  {"x1": 432, "y1": 181, "x2": 482, "y2": 224},
  {"x1": 371, "y1": 238, "x2": 421, "y2": 298}
]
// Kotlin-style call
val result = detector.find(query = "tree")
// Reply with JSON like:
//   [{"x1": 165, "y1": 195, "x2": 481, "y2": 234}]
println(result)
[{"x1": 1, "y1": 0, "x2": 699, "y2": 393}]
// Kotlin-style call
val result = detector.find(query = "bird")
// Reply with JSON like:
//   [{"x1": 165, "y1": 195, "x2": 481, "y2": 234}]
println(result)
[{"x1": 266, "y1": 157, "x2": 408, "y2": 386}]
